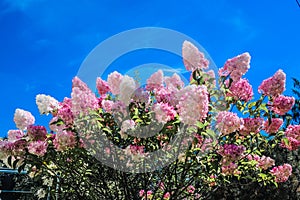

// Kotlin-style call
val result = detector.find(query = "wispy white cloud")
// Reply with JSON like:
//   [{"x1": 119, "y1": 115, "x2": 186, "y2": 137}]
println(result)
[{"x1": 161, "y1": 67, "x2": 186, "y2": 74}]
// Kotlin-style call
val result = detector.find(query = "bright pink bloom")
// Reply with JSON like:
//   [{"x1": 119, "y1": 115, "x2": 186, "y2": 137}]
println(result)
[
  {"x1": 216, "y1": 111, "x2": 242, "y2": 135},
  {"x1": 285, "y1": 125, "x2": 300, "y2": 141},
  {"x1": 96, "y1": 77, "x2": 110, "y2": 95},
  {"x1": 240, "y1": 118, "x2": 263, "y2": 135},
  {"x1": 13, "y1": 108, "x2": 35, "y2": 130},
  {"x1": 219, "y1": 52, "x2": 250, "y2": 81},
  {"x1": 7, "y1": 130, "x2": 24, "y2": 142},
  {"x1": 218, "y1": 144, "x2": 245, "y2": 162},
  {"x1": 139, "y1": 190, "x2": 145, "y2": 197},
  {"x1": 155, "y1": 87, "x2": 174, "y2": 104},
  {"x1": 152, "y1": 102, "x2": 177, "y2": 123},
  {"x1": 71, "y1": 77, "x2": 99, "y2": 115},
  {"x1": 187, "y1": 185, "x2": 195, "y2": 193},
  {"x1": 226, "y1": 78, "x2": 253, "y2": 102},
  {"x1": 263, "y1": 118, "x2": 283, "y2": 134},
  {"x1": 176, "y1": 85, "x2": 209, "y2": 125},
  {"x1": 163, "y1": 192, "x2": 171, "y2": 199},
  {"x1": 57, "y1": 98, "x2": 74, "y2": 126},
  {"x1": 146, "y1": 70, "x2": 164, "y2": 91},
  {"x1": 27, "y1": 125, "x2": 47, "y2": 141},
  {"x1": 271, "y1": 95, "x2": 295, "y2": 115},
  {"x1": 157, "y1": 181, "x2": 165, "y2": 190},
  {"x1": 107, "y1": 71, "x2": 123, "y2": 95},
  {"x1": 128, "y1": 145, "x2": 144, "y2": 155},
  {"x1": 281, "y1": 125, "x2": 300, "y2": 150},
  {"x1": 182, "y1": 40, "x2": 209, "y2": 71},
  {"x1": 258, "y1": 69, "x2": 286, "y2": 97},
  {"x1": 219, "y1": 145, "x2": 243, "y2": 174},
  {"x1": 28, "y1": 141, "x2": 48, "y2": 157},
  {"x1": 53, "y1": 130, "x2": 76, "y2": 151},
  {"x1": 270, "y1": 164, "x2": 292, "y2": 183},
  {"x1": 281, "y1": 137, "x2": 300, "y2": 151}
]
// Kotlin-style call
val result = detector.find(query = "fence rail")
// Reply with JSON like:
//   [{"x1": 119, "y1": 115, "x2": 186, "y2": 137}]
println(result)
[{"x1": 0, "y1": 168, "x2": 32, "y2": 197}]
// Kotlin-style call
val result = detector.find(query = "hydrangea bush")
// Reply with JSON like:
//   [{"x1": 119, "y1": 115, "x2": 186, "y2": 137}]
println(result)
[{"x1": 0, "y1": 40, "x2": 299, "y2": 200}]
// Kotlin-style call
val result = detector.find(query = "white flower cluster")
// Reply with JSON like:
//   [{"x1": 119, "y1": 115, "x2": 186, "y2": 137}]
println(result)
[{"x1": 36, "y1": 94, "x2": 60, "y2": 115}]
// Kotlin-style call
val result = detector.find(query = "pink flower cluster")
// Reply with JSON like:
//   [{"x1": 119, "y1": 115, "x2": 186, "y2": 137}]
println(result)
[
  {"x1": 270, "y1": 95, "x2": 295, "y2": 115},
  {"x1": 218, "y1": 144, "x2": 245, "y2": 162},
  {"x1": 27, "y1": 125, "x2": 47, "y2": 141},
  {"x1": 128, "y1": 145, "x2": 144, "y2": 155},
  {"x1": 96, "y1": 77, "x2": 110, "y2": 95},
  {"x1": 176, "y1": 85, "x2": 209, "y2": 125},
  {"x1": 7, "y1": 130, "x2": 24, "y2": 142},
  {"x1": 219, "y1": 52, "x2": 250, "y2": 81},
  {"x1": 0, "y1": 140, "x2": 15, "y2": 161},
  {"x1": 187, "y1": 185, "x2": 195, "y2": 193},
  {"x1": 182, "y1": 40, "x2": 209, "y2": 71},
  {"x1": 270, "y1": 164, "x2": 292, "y2": 183},
  {"x1": 152, "y1": 102, "x2": 177, "y2": 123},
  {"x1": 281, "y1": 125, "x2": 300, "y2": 150},
  {"x1": 240, "y1": 117, "x2": 263, "y2": 135},
  {"x1": 263, "y1": 118, "x2": 283, "y2": 134},
  {"x1": 221, "y1": 162, "x2": 240, "y2": 175},
  {"x1": 218, "y1": 144, "x2": 245, "y2": 175},
  {"x1": 12, "y1": 139, "x2": 26, "y2": 156},
  {"x1": 164, "y1": 73, "x2": 184, "y2": 90},
  {"x1": 216, "y1": 111, "x2": 242, "y2": 135},
  {"x1": 56, "y1": 97, "x2": 74, "y2": 128},
  {"x1": 258, "y1": 69, "x2": 286, "y2": 97},
  {"x1": 71, "y1": 77, "x2": 99, "y2": 115},
  {"x1": 226, "y1": 78, "x2": 253, "y2": 102},
  {"x1": 146, "y1": 70, "x2": 164, "y2": 91},
  {"x1": 28, "y1": 141, "x2": 48, "y2": 157},
  {"x1": 101, "y1": 100, "x2": 114, "y2": 112},
  {"x1": 13, "y1": 109, "x2": 35, "y2": 130},
  {"x1": 139, "y1": 190, "x2": 153, "y2": 199},
  {"x1": 155, "y1": 87, "x2": 175, "y2": 105},
  {"x1": 53, "y1": 130, "x2": 76, "y2": 151},
  {"x1": 247, "y1": 154, "x2": 275, "y2": 170}
]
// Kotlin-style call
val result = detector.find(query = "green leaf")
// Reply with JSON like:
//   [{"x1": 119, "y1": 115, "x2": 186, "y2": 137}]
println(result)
[
  {"x1": 259, "y1": 103, "x2": 269, "y2": 113},
  {"x1": 242, "y1": 109, "x2": 249, "y2": 115},
  {"x1": 196, "y1": 121, "x2": 209, "y2": 129},
  {"x1": 282, "y1": 137, "x2": 289, "y2": 146},
  {"x1": 247, "y1": 102, "x2": 256, "y2": 109}
]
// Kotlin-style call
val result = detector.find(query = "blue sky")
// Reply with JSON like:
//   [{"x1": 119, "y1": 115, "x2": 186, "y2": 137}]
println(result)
[{"x1": 0, "y1": 0, "x2": 299, "y2": 137}]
